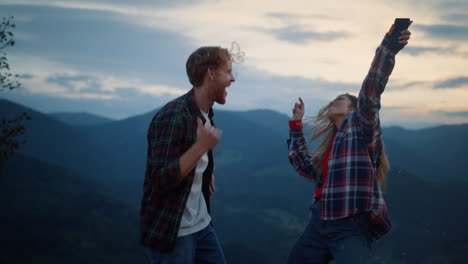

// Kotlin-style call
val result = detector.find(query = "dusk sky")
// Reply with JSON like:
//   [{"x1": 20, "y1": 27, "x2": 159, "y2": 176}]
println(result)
[{"x1": 1, "y1": 0, "x2": 468, "y2": 129}]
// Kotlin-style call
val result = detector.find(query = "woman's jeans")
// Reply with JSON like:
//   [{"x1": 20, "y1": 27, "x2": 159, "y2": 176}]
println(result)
[{"x1": 287, "y1": 199, "x2": 374, "y2": 264}]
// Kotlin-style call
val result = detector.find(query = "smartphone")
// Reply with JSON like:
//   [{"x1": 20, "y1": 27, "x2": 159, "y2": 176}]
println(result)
[
  {"x1": 394, "y1": 18, "x2": 411, "y2": 33},
  {"x1": 389, "y1": 18, "x2": 410, "y2": 45}
]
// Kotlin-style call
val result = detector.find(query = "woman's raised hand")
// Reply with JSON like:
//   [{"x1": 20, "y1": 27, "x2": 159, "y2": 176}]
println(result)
[{"x1": 292, "y1": 97, "x2": 305, "y2": 120}]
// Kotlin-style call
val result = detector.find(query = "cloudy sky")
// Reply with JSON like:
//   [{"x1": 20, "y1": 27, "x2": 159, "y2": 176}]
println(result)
[{"x1": 1, "y1": 0, "x2": 467, "y2": 128}]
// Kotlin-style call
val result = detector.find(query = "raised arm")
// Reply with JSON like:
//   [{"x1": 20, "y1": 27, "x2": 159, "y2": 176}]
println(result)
[
  {"x1": 287, "y1": 97, "x2": 320, "y2": 182},
  {"x1": 357, "y1": 23, "x2": 412, "y2": 148}
]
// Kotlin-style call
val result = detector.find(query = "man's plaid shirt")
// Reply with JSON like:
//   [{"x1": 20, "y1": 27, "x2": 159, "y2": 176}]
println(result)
[
  {"x1": 288, "y1": 35, "x2": 402, "y2": 240},
  {"x1": 140, "y1": 88, "x2": 214, "y2": 252}
]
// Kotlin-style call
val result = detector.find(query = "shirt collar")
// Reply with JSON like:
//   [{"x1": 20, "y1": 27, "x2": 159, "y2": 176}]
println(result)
[{"x1": 186, "y1": 88, "x2": 214, "y2": 119}]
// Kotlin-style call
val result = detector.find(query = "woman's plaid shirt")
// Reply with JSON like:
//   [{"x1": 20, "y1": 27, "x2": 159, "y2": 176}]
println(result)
[
  {"x1": 140, "y1": 88, "x2": 214, "y2": 252},
  {"x1": 288, "y1": 35, "x2": 402, "y2": 240}
]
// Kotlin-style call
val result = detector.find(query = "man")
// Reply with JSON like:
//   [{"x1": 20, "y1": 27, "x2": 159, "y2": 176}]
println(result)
[{"x1": 141, "y1": 46, "x2": 236, "y2": 264}]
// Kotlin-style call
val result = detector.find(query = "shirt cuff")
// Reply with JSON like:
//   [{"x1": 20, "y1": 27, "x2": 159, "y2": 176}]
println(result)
[
  {"x1": 380, "y1": 34, "x2": 399, "y2": 55},
  {"x1": 289, "y1": 119, "x2": 303, "y2": 130}
]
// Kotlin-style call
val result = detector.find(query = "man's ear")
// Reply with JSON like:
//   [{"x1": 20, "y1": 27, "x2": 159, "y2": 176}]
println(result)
[{"x1": 207, "y1": 67, "x2": 214, "y2": 81}]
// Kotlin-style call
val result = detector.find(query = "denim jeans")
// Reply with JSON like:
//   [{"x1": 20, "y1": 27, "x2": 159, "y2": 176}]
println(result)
[
  {"x1": 287, "y1": 199, "x2": 374, "y2": 264},
  {"x1": 145, "y1": 224, "x2": 226, "y2": 264}
]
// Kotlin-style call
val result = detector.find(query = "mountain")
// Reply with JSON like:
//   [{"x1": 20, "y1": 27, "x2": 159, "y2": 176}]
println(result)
[
  {"x1": 0, "y1": 154, "x2": 145, "y2": 263},
  {"x1": 230, "y1": 109, "x2": 291, "y2": 136},
  {"x1": 383, "y1": 124, "x2": 468, "y2": 183},
  {"x1": 376, "y1": 168, "x2": 468, "y2": 263},
  {"x1": 50, "y1": 112, "x2": 115, "y2": 126},
  {"x1": 2, "y1": 98, "x2": 468, "y2": 263},
  {"x1": 0, "y1": 99, "x2": 132, "y2": 199},
  {"x1": 3, "y1": 156, "x2": 467, "y2": 263}
]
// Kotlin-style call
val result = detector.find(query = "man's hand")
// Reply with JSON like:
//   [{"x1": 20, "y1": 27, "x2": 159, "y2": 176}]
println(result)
[
  {"x1": 179, "y1": 118, "x2": 221, "y2": 180},
  {"x1": 292, "y1": 97, "x2": 305, "y2": 120},
  {"x1": 209, "y1": 173, "x2": 216, "y2": 195},
  {"x1": 196, "y1": 118, "x2": 221, "y2": 152}
]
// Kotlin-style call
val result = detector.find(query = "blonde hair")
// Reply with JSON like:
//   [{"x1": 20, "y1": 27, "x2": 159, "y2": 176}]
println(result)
[{"x1": 306, "y1": 93, "x2": 389, "y2": 190}]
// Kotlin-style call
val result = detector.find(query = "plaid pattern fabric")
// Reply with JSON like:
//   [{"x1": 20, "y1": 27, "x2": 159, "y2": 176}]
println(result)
[
  {"x1": 140, "y1": 88, "x2": 214, "y2": 252},
  {"x1": 288, "y1": 35, "x2": 400, "y2": 240}
]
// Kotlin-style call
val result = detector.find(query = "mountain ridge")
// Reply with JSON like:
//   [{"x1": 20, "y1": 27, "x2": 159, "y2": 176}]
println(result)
[{"x1": 2, "y1": 98, "x2": 468, "y2": 263}]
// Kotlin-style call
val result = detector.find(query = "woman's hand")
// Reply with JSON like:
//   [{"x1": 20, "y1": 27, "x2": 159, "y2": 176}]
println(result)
[
  {"x1": 397, "y1": 28, "x2": 411, "y2": 46},
  {"x1": 292, "y1": 97, "x2": 305, "y2": 120},
  {"x1": 387, "y1": 21, "x2": 412, "y2": 46}
]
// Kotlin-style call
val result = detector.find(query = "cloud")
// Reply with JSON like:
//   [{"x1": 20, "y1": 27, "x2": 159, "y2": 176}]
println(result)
[
  {"x1": 251, "y1": 12, "x2": 348, "y2": 44},
  {"x1": 440, "y1": 13, "x2": 468, "y2": 24},
  {"x1": 438, "y1": 0, "x2": 468, "y2": 10},
  {"x1": 402, "y1": 46, "x2": 443, "y2": 56},
  {"x1": 93, "y1": 0, "x2": 206, "y2": 7},
  {"x1": 0, "y1": 4, "x2": 191, "y2": 104},
  {"x1": 266, "y1": 12, "x2": 336, "y2": 22},
  {"x1": 379, "y1": 79, "x2": 429, "y2": 91},
  {"x1": 1, "y1": 4, "x2": 195, "y2": 88},
  {"x1": 18, "y1": 73, "x2": 35, "y2": 79},
  {"x1": 223, "y1": 66, "x2": 360, "y2": 117},
  {"x1": 434, "y1": 76, "x2": 468, "y2": 89},
  {"x1": 6, "y1": 52, "x2": 187, "y2": 100},
  {"x1": 383, "y1": 106, "x2": 412, "y2": 110},
  {"x1": 2, "y1": 0, "x2": 468, "y2": 130},
  {"x1": 1, "y1": 0, "x2": 207, "y2": 10},
  {"x1": 47, "y1": 74, "x2": 103, "y2": 94},
  {"x1": 415, "y1": 24, "x2": 468, "y2": 40},
  {"x1": 401, "y1": 46, "x2": 468, "y2": 57},
  {"x1": 240, "y1": 67, "x2": 357, "y2": 95},
  {"x1": 261, "y1": 26, "x2": 349, "y2": 44},
  {"x1": 390, "y1": 77, "x2": 468, "y2": 91},
  {"x1": 1, "y1": 86, "x2": 177, "y2": 119},
  {"x1": 42, "y1": 72, "x2": 186, "y2": 99},
  {"x1": 442, "y1": 111, "x2": 468, "y2": 117},
  {"x1": 3, "y1": 63, "x2": 361, "y2": 120},
  {"x1": 266, "y1": 12, "x2": 298, "y2": 21},
  {"x1": 437, "y1": 0, "x2": 468, "y2": 23},
  {"x1": 249, "y1": 11, "x2": 349, "y2": 44}
]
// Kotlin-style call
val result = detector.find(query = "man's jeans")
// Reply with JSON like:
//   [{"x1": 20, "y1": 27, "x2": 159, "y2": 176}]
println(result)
[
  {"x1": 287, "y1": 199, "x2": 374, "y2": 264},
  {"x1": 146, "y1": 224, "x2": 226, "y2": 264}
]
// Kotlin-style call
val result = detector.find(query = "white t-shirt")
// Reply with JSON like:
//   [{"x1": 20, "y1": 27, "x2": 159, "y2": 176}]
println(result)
[{"x1": 178, "y1": 110, "x2": 212, "y2": 237}]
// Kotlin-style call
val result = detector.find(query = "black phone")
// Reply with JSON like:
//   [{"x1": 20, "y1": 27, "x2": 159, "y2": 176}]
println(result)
[
  {"x1": 394, "y1": 18, "x2": 411, "y2": 33},
  {"x1": 392, "y1": 18, "x2": 411, "y2": 36},
  {"x1": 389, "y1": 18, "x2": 411, "y2": 46}
]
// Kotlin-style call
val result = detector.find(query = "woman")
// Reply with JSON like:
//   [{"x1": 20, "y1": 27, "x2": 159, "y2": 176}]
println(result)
[{"x1": 287, "y1": 22, "x2": 412, "y2": 264}]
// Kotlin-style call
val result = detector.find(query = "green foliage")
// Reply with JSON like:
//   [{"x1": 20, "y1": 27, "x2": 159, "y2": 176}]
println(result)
[
  {"x1": 0, "y1": 112, "x2": 31, "y2": 162},
  {"x1": 0, "y1": 16, "x2": 30, "y2": 164},
  {"x1": 0, "y1": 16, "x2": 19, "y2": 91}
]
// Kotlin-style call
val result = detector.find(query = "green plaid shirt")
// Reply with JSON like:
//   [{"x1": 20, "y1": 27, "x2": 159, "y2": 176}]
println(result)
[{"x1": 140, "y1": 88, "x2": 214, "y2": 252}]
